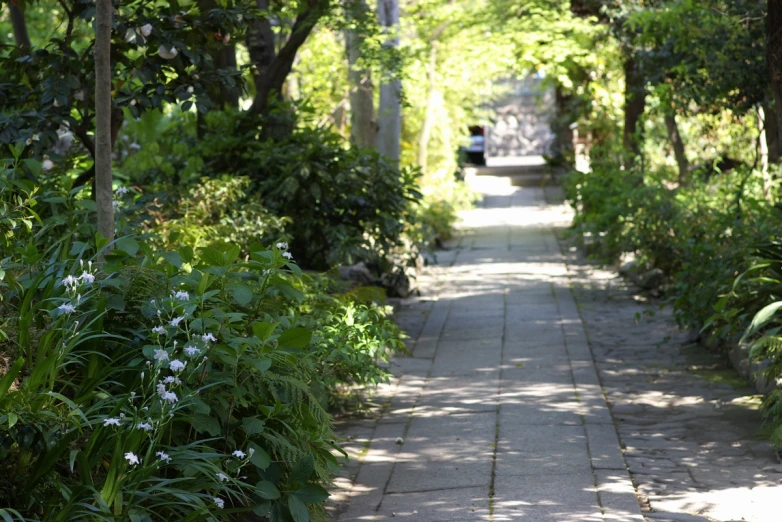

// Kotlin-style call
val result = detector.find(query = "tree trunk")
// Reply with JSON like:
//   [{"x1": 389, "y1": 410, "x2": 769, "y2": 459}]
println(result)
[
  {"x1": 664, "y1": 113, "x2": 688, "y2": 186},
  {"x1": 417, "y1": 44, "x2": 438, "y2": 171},
  {"x1": 552, "y1": 86, "x2": 574, "y2": 163},
  {"x1": 376, "y1": 0, "x2": 401, "y2": 163},
  {"x1": 758, "y1": 105, "x2": 772, "y2": 201},
  {"x1": 9, "y1": 3, "x2": 31, "y2": 49},
  {"x1": 249, "y1": 0, "x2": 325, "y2": 119},
  {"x1": 94, "y1": 0, "x2": 114, "y2": 243},
  {"x1": 345, "y1": 0, "x2": 376, "y2": 148},
  {"x1": 763, "y1": 97, "x2": 780, "y2": 163},
  {"x1": 768, "y1": 0, "x2": 782, "y2": 155},
  {"x1": 622, "y1": 53, "x2": 646, "y2": 159}
]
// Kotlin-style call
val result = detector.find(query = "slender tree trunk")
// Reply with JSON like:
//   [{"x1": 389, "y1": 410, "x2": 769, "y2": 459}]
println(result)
[
  {"x1": 9, "y1": 3, "x2": 31, "y2": 49},
  {"x1": 417, "y1": 44, "x2": 438, "y2": 171},
  {"x1": 622, "y1": 53, "x2": 646, "y2": 159},
  {"x1": 664, "y1": 113, "x2": 688, "y2": 186},
  {"x1": 249, "y1": 0, "x2": 324, "y2": 119},
  {"x1": 376, "y1": 0, "x2": 401, "y2": 163},
  {"x1": 764, "y1": 97, "x2": 780, "y2": 163},
  {"x1": 768, "y1": 0, "x2": 782, "y2": 155},
  {"x1": 553, "y1": 86, "x2": 574, "y2": 163},
  {"x1": 345, "y1": 0, "x2": 376, "y2": 148},
  {"x1": 95, "y1": 0, "x2": 114, "y2": 242},
  {"x1": 758, "y1": 105, "x2": 773, "y2": 201}
]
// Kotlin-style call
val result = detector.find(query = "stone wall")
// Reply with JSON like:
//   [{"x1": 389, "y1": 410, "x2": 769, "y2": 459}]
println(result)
[{"x1": 486, "y1": 75, "x2": 556, "y2": 158}]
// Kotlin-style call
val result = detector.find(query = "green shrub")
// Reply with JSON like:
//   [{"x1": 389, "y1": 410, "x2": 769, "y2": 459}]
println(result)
[
  {"x1": 198, "y1": 111, "x2": 422, "y2": 271},
  {"x1": 0, "y1": 177, "x2": 406, "y2": 521}
]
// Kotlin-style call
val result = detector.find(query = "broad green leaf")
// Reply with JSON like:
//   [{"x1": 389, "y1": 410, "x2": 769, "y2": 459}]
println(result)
[
  {"x1": 255, "y1": 480, "x2": 280, "y2": 499},
  {"x1": 231, "y1": 283, "x2": 253, "y2": 306},
  {"x1": 191, "y1": 414, "x2": 221, "y2": 436},
  {"x1": 8, "y1": 412, "x2": 18, "y2": 428},
  {"x1": 252, "y1": 321, "x2": 277, "y2": 341},
  {"x1": 242, "y1": 416, "x2": 265, "y2": 435},
  {"x1": 278, "y1": 327, "x2": 312, "y2": 349},
  {"x1": 288, "y1": 494, "x2": 309, "y2": 522},
  {"x1": 116, "y1": 237, "x2": 140, "y2": 256},
  {"x1": 291, "y1": 455, "x2": 314, "y2": 485},
  {"x1": 249, "y1": 441, "x2": 271, "y2": 469},
  {"x1": 293, "y1": 484, "x2": 329, "y2": 504}
]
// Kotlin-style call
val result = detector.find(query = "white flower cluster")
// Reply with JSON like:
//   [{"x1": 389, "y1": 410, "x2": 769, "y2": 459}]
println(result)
[{"x1": 276, "y1": 241, "x2": 294, "y2": 260}]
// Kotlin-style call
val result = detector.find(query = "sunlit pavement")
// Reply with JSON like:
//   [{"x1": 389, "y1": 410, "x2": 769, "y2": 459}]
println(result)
[{"x1": 330, "y1": 179, "x2": 643, "y2": 522}]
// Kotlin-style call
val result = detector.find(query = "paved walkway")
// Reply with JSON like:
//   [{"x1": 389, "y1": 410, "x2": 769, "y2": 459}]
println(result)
[{"x1": 331, "y1": 184, "x2": 643, "y2": 521}]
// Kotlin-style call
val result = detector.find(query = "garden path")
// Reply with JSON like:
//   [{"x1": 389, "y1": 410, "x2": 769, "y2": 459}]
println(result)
[{"x1": 330, "y1": 180, "x2": 643, "y2": 521}]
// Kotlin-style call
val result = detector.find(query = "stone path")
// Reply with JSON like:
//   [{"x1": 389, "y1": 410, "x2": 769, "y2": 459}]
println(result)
[
  {"x1": 329, "y1": 182, "x2": 782, "y2": 522},
  {"x1": 330, "y1": 183, "x2": 642, "y2": 521},
  {"x1": 559, "y1": 220, "x2": 782, "y2": 522}
]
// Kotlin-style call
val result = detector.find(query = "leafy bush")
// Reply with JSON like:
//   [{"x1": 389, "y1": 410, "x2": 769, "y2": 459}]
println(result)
[
  {"x1": 198, "y1": 111, "x2": 422, "y2": 271},
  {"x1": 134, "y1": 176, "x2": 289, "y2": 254},
  {"x1": 0, "y1": 178, "x2": 406, "y2": 521}
]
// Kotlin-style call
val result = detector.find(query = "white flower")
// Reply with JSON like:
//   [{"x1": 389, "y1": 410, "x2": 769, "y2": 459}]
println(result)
[
  {"x1": 140, "y1": 23, "x2": 153, "y2": 37},
  {"x1": 214, "y1": 498, "x2": 224, "y2": 509},
  {"x1": 158, "y1": 45, "x2": 178, "y2": 59},
  {"x1": 216, "y1": 472, "x2": 229, "y2": 482},
  {"x1": 137, "y1": 422, "x2": 153, "y2": 431},
  {"x1": 58, "y1": 302, "x2": 76, "y2": 314},
  {"x1": 129, "y1": 142, "x2": 141, "y2": 150},
  {"x1": 103, "y1": 417, "x2": 121, "y2": 427},
  {"x1": 276, "y1": 242, "x2": 288, "y2": 250},
  {"x1": 184, "y1": 345, "x2": 200, "y2": 357},
  {"x1": 156, "y1": 382, "x2": 167, "y2": 396},
  {"x1": 153, "y1": 349, "x2": 169, "y2": 362},
  {"x1": 174, "y1": 290, "x2": 189, "y2": 301},
  {"x1": 248, "y1": 447, "x2": 255, "y2": 456},
  {"x1": 53, "y1": 99, "x2": 61, "y2": 107},
  {"x1": 26, "y1": 138, "x2": 32, "y2": 145},
  {"x1": 202, "y1": 333, "x2": 217, "y2": 343},
  {"x1": 125, "y1": 452, "x2": 140, "y2": 466},
  {"x1": 74, "y1": 90, "x2": 84, "y2": 101},
  {"x1": 42, "y1": 157, "x2": 54, "y2": 170},
  {"x1": 163, "y1": 376, "x2": 181, "y2": 385},
  {"x1": 232, "y1": 450, "x2": 246, "y2": 459},
  {"x1": 116, "y1": 186, "x2": 129, "y2": 195},
  {"x1": 161, "y1": 391, "x2": 178, "y2": 404},
  {"x1": 186, "y1": 86, "x2": 194, "y2": 94},
  {"x1": 32, "y1": 133, "x2": 39, "y2": 141},
  {"x1": 156, "y1": 451, "x2": 172, "y2": 462},
  {"x1": 169, "y1": 359, "x2": 186, "y2": 372},
  {"x1": 112, "y1": 201, "x2": 120, "y2": 209},
  {"x1": 79, "y1": 271, "x2": 95, "y2": 284},
  {"x1": 152, "y1": 326, "x2": 166, "y2": 335},
  {"x1": 62, "y1": 275, "x2": 79, "y2": 289},
  {"x1": 170, "y1": 315, "x2": 185, "y2": 327},
  {"x1": 282, "y1": 252, "x2": 293, "y2": 260},
  {"x1": 129, "y1": 99, "x2": 137, "y2": 106}
]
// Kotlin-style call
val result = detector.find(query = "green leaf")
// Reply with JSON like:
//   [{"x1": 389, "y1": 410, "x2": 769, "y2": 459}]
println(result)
[
  {"x1": 7, "y1": 412, "x2": 18, "y2": 428},
  {"x1": 230, "y1": 283, "x2": 253, "y2": 306},
  {"x1": 288, "y1": 494, "x2": 309, "y2": 522},
  {"x1": 161, "y1": 251, "x2": 183, "y2": 268},
  {"x1": 278, "y1": 327, "x2": 312, "y2": 349},
  {"x1": 116, "y1": 237, "x2": 140, "y2": 256},
  {"x1": 744, "y1": 301, "x2": 782, "y2": 340},
  {"x1": 293, "y1": 484, "x2": 329, "y2": 504},
  {"x1": 0, "y1": 357, "x2": 23, "y2": 401},
  {"x1": 252, "y1": 321, "x2": 277, "y2": 341},
  {"x1": 249, "y1": 441, "x2": 271, "y2": 469},
  {"x1": 291, "y1": 455, "x2": 314, "y2": 485},
  {"x1": 251, "y1": 356, "x2": 272, "y2": 373},
  {"x1": 242, "y1": 416, "x2": 265, "y2": 435},
  {"x1": 255, "y1": 480, "x2": 280, "y2": 499},
  {"x1": 191, "y1": 414, "x2": 221, "y2": 436}
]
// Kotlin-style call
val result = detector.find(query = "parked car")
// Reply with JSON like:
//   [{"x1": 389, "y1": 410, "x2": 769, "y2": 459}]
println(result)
[{"x1": 460, "y1": 125, "x2": 486, "y2": 166}]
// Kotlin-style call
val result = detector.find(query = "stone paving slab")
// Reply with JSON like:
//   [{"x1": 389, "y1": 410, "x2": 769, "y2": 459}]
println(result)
[{"x1": 332, "y1": 186, "x2": 641, "y2": 521}]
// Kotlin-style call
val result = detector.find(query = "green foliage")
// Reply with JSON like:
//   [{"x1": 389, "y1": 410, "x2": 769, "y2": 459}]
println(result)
[
  {"x1": 144, "y1": 176, "x2": 289, "y2": 254},
  {"x1": 200, "y1": 111, "x2": 423, "y2": 271},
  {"x1": 0, "y1": 181, "x2": 406, "y2": 520}
]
